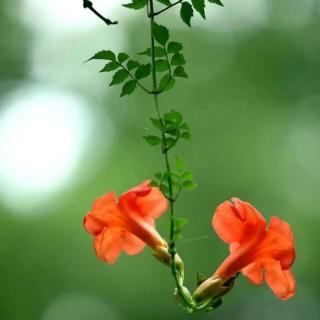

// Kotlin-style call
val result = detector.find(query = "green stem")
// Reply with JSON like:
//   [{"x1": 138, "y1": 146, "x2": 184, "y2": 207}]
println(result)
[
  {"x1": 164, "y1": 130, "x2": 180, "y2": 152},
  {"x1": 118, "y1": 62, "x2": 151, "y2": 94},
  {"x1": 164, "y1": 45, "x2": 173, "y2": 77},
  {"x1": 149, "y1": 0, "x2": 183, "y2": 17},
  {"x1": 148, "y1": 0, "x2": 193, "y2": 309}
]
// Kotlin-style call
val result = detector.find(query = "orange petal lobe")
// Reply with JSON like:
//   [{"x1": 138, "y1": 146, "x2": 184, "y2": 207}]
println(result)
[
  {"x1": 91, "y1": 192, "x2": 119, "y2": 223},
  {"x1": 122, "y1": 232, "x2": 146, "y2": 255},
  {"x1": 265, "y1": 261, "x2": 296, "y2": 300},
  {"x1": 136, "y1": 187, "x2": 168, "y2": 219},
  {"x1": 266, "y1": 216, "x2": 295, "y2": 269},
  {"x1": 212, "y1": 200, "x2": 246, "y2": 244},
  {"x1": 94, "y1": 228, "x2": 124, "y2": 264},
  {"x1": 212, "y1": 198, "x2": 266, "y2": 245},
  {"x1": 119, "y1": 180, "x2": 168, "y2": 221},
  {"x1": 242, "y1": 262, "x2": 264, "y2": 285},
  {"x1": 83, "y1": 214, "x2": 104, "y2": 236}
]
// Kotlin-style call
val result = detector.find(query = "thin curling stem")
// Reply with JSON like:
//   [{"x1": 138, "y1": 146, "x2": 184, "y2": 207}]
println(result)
[{"x1": 83, "y1": 0, "x2": 118, "y2": 26}]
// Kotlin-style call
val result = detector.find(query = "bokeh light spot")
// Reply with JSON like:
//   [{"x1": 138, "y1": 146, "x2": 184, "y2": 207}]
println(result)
[{"x1": 0, "y1": 84, "x2": 93, "y2": 215}]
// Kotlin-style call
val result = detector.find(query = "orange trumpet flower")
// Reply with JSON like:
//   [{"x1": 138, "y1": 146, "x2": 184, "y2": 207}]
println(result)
[
  {"x1": 83, "y1": 180, "x2": 169, "y2": 264},
  {"x1": 194, "y1": 198, "x2": 295, "y2": 302}
]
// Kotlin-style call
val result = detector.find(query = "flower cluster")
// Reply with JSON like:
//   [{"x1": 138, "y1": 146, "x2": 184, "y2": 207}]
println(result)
[{"x1": 84, "y1": 182, "x2": 296, "y2": 306}]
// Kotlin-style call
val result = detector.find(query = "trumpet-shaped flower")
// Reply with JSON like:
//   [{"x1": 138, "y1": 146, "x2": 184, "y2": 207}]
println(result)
[
  {"x1": 212, "y1": 198, "x2": 296, "y2": 300},
  {"x1": 83, "y1": 180, "x2": 168, "y2": 264}
]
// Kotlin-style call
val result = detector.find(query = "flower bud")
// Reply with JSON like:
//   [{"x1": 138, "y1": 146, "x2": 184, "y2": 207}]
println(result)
[
  {"x1": 174, "y1": 286, "x2": 193, "y2": 305},
  {"x1": 153, "y1": 245, "x2": 171, "y2": 266},
  {"x1": 192, "y1": 276, "x2": 227, "y2": 303},
  {"x1": 153, "y1": 246, "x2": 184, "y2": 274}
]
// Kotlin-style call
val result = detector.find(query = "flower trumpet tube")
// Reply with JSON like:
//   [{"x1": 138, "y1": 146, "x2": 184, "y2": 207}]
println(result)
[
  {"x1": 193, "y1": 198, "x2": 296, "y2": 303},
  {"x1": 83, "y1": 180, "x2": 183, "y2": 272}
]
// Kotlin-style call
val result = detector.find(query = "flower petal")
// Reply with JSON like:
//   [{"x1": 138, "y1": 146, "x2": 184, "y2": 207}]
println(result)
[
  {"x1": 136, "y1": 186, "x2": 168, "y2": 219},
  {"x1": 120, "y1": 180, "x2": 168, "y2": 219},
  {"x1": 91, "y1": 192, "x2": 119, "y2": 223},
  {"x1": 83, "y1": 213, "x2": 104, "y2": 236},
  {"x1": 122, "y1": 232, "x2": 146, "y2": 255},
  {"x1": 93, "y1": 227, "x2": 146, "y2": 263},
  {"x1": 94, "y1": 227, "x2": 123, "y2": 264},
  {"x1": 232, "y1": 198, "x2": 266, "y2": 230},
  {"x1": 124, "y1": 180, "x2": 152, "y2": 197},
  {"x1": 242, "y1": 262, "x2": 264, "y2": 285},
  {"x1": 265, "y1": 260, "x2": 296, "y2": 300},
  {"x1": 269, "y1": 216, "x2": 294, "y2": 240},
  {"x1": 267, "y1": 216, "x2": 295, "y2": 269},
  {"x1": 212, "y1": 198, "x2": 266, "y2": 245},
  {"x1": 212, "y1": 200, "x2": 246, "y2": 244}
]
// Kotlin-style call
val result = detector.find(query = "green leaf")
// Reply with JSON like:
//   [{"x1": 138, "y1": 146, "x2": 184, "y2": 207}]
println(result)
[
  {"x1": 155, "y1": 59, "x2": 169, "y2": 72},
  {"x1": 172, "y1": 184, "x2": 180, "y2": 195},
  {"x1": 153, "y1": 23, "x2": 169, "y2": 46},
  {"x1": 181, "y1": 131, "x2": 192, "y2": 140},
  {"x1": 123, "y1": 0, "x2": 148, "y2": 10},
  {"x1": 150, "y1": 118, "x2": 163, "y2": 130},
  {"x1": 100, "y1": 61, "x2": 119, "y2": 72},
  {"x1": 150, "y1": 180, "x2": 159, "y2": 187},
  {"x1": 135, "y1": 64, "x2": 151, "y2": 79},
  {"x1": 176, "y1": 157, "x2": 185, "y2": 174},
  {"x1": 167, "y1": 41, "x2": 183, "y2": 54},
  {"x1": 118, "y1": 52, "x2": 129, "y2": 63},
  {"x1": 169, "y1": 171, "x2": 181, "y2": 184},
  {"x1": 159, "y1": 74, "x2": 175, "y2": 91},
  {"x1": 87, "y1": 50, "x2": 116, "y2": 62},
  {"x1": 138, "y1": 47, "x2": 166, "y2": 57},
  {"x1": 165, "y1": 127, "x2": 179, "y2": 136},
  {"x1": 164, "y1": 110, "x2": 183, "y2": 125},
  {"x1": 171, "y1": 53, "x2": 186, "y2": 66},
  {"x1": 120, "y1": 80, "x2": 137, "y2": 97},
  {"x1": 110, "y1": 69, "x2": 129, "y2": 86},
  {"x1": 162, "y1": 172, "x2": 170, "y2": 181},
  {"x1": 174, "y1": 217, "x2": 189, "y2": 239},
  {"x1": 183, "y1": 180, "x2": 197, "y2": 190},
  {"x1": 180, "y1": 122, "x2": 190, "y2": 130},
  {"x1": 173, "y1": 66, "x2": 188, "y2": 78},
  {"x1": 175, "y1": 217, "x2": 189, "y2": 230},
  {"x1": 166, "y1": 137, "x2": 175, "y2": 146},
  {"x1": 155, "y1": 47, "x2": 166, "y2": 57},
  {"x1": 127, "y1": 60, "x2": 140, "y2": 70},
  {"x1": 182, "y1": 171, "x2": 194, "y2": 181},
  {"x1": 191, "y1": 0, "x2": 206, "y2": 19},
  {"x1": 155, "y1": 172, "x2": 163, "y2": 180},
  {"x1": 156, "y1": 47, "x2": 167, "y2": 57},
  {"x1": 180, "y1": 2, "x2": 194, "y2": 27},
  {"x1": 143, "y1": 135, "x2": 161, "y2": 146},
  {"x1": 208, "y1": 0, "x2": 224, "y2": 7},
  {"x1": 160, "y1": 184, "x2": 169, "y2": 194},
  {"x1": 138, "y1": 48, "x2": 152, "y2": 56},
  {"x1": 156, "y1": 0, "x2": 172, "y2": 5}
]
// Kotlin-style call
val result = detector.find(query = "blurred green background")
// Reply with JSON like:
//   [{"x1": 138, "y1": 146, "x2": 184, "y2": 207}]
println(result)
[{"x1": 0, "y1": 0, "x2": 319, "y2": 319}]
